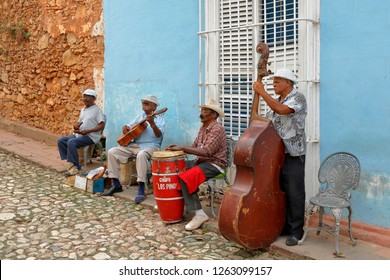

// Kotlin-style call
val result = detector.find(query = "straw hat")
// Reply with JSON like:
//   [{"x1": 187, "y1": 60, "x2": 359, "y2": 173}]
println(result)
[{"x1": 199, "y1": 98, "x2": 225, "y2": 118}]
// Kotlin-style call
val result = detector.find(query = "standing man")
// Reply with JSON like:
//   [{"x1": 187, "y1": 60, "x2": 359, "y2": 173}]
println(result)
[
  {"x1": 253, "y1": 69, "x2": 307, "y2": 246},
  {"x1": 166, "y1": 99, "x2": 226, "y2": 231},
  {"x1": 103, "y1": 95, "x2": 165, "y2": 201},
  {"x1": 57, "y1": 89, "x2": 105, "y2": 176}
]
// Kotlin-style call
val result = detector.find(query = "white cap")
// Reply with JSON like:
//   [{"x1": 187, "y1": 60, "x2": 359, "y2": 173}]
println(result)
[
  {"x1": 82, "y1": 88, "x2": 97, "y2": 97},
  {"x1": 272, "y1": 69, "x2": 296, "y2": 84},
  {"x1": 141, "y1": 95, "x2": 159, "y2": 106}
]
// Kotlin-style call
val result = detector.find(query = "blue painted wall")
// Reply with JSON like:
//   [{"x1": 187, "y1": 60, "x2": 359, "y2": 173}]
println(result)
[
  {"x1": 321, "y1": 0, "x2": 390, "y2": 227},
  {"x1": 103, "y1": 0, "x2": 200, "y2": 151}
]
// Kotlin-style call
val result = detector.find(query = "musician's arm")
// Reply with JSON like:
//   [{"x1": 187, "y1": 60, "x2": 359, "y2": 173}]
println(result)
[
  {"x1": 73, "y1": 122, "x2": 83, "y2": 132},
  {"x1": 253, "y1": 81, "x2": 294, "y2": 115},
  {"x1": 147, "y1": 119, "x2": 162, "y2": 137},
  {"x1": 150, "y1": 124, "x2": 162, "y2": 137},
  {"x1": 76, "y1": 121, "x2": 105, "y2": 135},
  {"x1": 182, "y1": 146, "x2": 208, "y2": 157},
  {"x1": 166, "y1": 145, "x2": 208, "y2": 157},
  {"x1": 146, "y1": 115, "x2": 163, "y2": 138}
]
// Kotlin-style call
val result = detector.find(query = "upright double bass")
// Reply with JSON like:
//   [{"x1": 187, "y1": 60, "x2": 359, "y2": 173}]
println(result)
[{"x1": 218, "y1": 43, "x2": 286, "y2": 249}]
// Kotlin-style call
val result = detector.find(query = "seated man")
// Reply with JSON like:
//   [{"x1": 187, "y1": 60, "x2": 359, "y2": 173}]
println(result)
[
  {"x1": 57, "y1": 88, "x2": 105, "y2": 176},
  {"x1": 166, "y1": 98, "x2": 226, "y2": 230},
  {"x1": 103, "y1": 95, "x2": 165, "y2": 201}
]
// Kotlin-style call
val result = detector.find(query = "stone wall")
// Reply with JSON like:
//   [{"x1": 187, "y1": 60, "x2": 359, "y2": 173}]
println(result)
[{"x1": 0, "y1": 0, "x2": 104, "y2": 135}]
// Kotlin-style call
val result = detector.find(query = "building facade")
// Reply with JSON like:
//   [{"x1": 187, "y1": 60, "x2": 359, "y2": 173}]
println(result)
[{"x1": 104, "y1": 0, "x2": 390, "y2": 235}]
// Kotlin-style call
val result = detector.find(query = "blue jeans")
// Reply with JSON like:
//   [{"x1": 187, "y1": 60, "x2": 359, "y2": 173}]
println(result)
[{"x1": 57, "y1": 134, "x2": 94, "y2": 170}]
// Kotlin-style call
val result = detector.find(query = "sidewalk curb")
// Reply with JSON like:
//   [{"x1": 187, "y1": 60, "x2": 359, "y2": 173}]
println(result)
[{"x1": 0, "y1": 119, "x2": 59, "y2": 147}]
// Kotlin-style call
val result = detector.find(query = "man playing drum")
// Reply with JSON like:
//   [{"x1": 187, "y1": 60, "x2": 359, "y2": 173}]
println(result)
[
  {"x1": 102, "y1": 95, "x2": 165, "y2": 202},
  {"x1": 166, "y1": 98, "x2": 226, "y2": 230}
]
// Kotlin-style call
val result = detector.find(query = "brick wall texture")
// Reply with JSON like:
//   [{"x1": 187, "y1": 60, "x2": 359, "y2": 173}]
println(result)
[{"x1": 0, "y1": 0, "x2": 104, "y2": 135}]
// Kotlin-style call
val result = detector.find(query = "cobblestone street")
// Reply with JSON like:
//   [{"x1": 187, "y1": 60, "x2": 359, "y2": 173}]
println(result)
[{"x1": 0, "y1": 149, "x2": 292, "y2": 260}]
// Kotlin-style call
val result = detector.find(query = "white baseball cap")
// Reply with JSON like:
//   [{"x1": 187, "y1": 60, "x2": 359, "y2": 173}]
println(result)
[
  {"x1": 82, "y1": 88, "x2": 97, "y2": 97},
  {"x1": 272, "y1": 69, "x2": 297, "y2": 84}
]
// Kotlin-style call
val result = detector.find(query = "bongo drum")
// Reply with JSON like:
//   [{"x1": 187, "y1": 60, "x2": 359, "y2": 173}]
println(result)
[{"x1": 152, "y1": 150, "x2": 186, "y2": 223}]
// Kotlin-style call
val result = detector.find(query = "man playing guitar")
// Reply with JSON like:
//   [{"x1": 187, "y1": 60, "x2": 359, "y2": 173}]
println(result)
[{"x1": 102, "y1": 95, "x2": 165, "y2": 202}]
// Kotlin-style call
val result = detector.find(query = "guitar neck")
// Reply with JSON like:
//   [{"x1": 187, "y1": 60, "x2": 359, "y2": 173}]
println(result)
[{"x1": 136, "y1": 107, "x2": 167, "y2": 125}]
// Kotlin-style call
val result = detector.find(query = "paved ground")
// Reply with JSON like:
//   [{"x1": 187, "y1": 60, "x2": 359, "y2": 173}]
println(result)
[
  {"x1": 0, "y1": 148, "x2": 296, "y2": 260},
  {"x1": 0, "y1": 128, "x2": 389, "y2": 260}
]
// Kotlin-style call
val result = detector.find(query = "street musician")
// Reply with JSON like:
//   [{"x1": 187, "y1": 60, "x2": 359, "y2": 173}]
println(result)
[{"x1": 103, "y1": 95, "x2": 165, "y2": 201}]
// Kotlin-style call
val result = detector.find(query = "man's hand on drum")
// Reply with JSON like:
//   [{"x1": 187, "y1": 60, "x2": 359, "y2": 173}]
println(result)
[{"x1": 166, "y1": 144, "x2": 182, "y2": 151}]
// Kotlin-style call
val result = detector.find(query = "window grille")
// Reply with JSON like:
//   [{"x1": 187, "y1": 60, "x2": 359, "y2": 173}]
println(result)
[
  {"x1": 198, "y1": 0, "x2": 320, "y2": 199},
  {"x1": 199, "y1": 0, "x2": 299, "y2": 136}
]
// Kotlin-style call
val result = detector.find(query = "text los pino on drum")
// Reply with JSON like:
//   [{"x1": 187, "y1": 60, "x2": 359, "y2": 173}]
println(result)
[{"x1": 157, "y1": 176, "x2": 177, "y2": 190}]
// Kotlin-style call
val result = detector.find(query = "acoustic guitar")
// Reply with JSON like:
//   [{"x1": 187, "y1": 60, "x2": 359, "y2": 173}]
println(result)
[{"x1": 116, "y1": 107, "x2": 167, "y2": 146}]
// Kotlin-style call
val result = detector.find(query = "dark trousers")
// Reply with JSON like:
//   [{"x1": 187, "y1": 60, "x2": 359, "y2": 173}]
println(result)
[
  {"x1": 280, "y1": 153, "x2": 306, "y2": 238},
  {"x1": 179, "y1": 162, "x2": 221, "y2": 213},
  {"x1": 57, "y1": 134, "x2": 94, "y2": 169}
]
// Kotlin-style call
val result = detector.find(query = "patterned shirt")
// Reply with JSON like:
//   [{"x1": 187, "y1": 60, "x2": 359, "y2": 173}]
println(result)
[
  {"x1": 266, "y1": 88, "x2": 307, "y2": 156},
  {"x1": 193, "y1": 120, "x2": 227, "y2": 169}
]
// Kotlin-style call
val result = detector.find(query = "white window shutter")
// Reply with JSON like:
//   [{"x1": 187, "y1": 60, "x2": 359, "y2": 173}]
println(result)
[{"x1": 200, "y1": 0, "x2": 300, "y2": 136}]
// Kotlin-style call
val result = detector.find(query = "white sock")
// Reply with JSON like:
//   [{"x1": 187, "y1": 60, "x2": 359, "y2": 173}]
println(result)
[{"x1": 195, "y1": 209, "x2": 207, "y2": 217}]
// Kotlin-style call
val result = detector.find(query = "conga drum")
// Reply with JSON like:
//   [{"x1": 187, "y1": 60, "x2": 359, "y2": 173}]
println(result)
[{"x1": 152, "y1": 151, "x2": 187, "y2": 223}]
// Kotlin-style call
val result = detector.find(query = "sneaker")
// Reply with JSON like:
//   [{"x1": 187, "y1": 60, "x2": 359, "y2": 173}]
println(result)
[
  {"x1": 62, "y1": 163, "x2": 75, "y2": 173},
  {"x1": 65, "y1": 165, "x2": 80, "y2": 176},
  {"x1": 102, "y1": 185, "x2": 123, "y2": 196},
  {"x1": 286, "y1": 235, "x2": 299, "y2": 246},
  {"x1": 134, "y1": 194, "x2": 146, "y2": 203},
  {"x1": 185, "y1": 215, "x2": 209, "y2": 231}
]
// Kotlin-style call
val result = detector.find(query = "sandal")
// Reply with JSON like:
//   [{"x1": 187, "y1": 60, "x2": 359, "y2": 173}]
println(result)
[{"x1": 134, "y1": 194, "x2": 146, "y2": 203}]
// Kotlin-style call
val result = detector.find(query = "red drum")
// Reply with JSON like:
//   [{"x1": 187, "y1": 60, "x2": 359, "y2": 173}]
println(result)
[{"x1": 152, "y1": 151, "x2": 187, "y2": 223}]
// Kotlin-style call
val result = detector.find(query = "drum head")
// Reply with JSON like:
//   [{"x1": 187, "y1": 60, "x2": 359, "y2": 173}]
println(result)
[{"x1": 152, "y1": 150, "x2": 185, "y2": 158}]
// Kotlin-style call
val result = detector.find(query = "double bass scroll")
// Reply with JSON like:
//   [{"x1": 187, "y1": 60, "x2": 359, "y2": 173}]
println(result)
[{"x1": 250, "y1": 42, "x2": 271, "y2": 123}]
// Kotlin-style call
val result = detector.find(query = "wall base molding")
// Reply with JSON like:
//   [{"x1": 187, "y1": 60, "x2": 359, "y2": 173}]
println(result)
[{"x1": 308, "y1": 213, "x2": 390, "y2": 248}]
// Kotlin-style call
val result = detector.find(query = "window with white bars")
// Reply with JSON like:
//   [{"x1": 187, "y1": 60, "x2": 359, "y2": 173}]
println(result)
[{"x1": 199, "y1": 0, "x2": 299, "y2": 137}]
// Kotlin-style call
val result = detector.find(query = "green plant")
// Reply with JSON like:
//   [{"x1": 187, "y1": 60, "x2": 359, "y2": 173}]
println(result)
[{"x1": 1, "y1": 20, "x2": 31, "y2": 41}]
